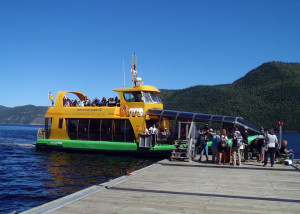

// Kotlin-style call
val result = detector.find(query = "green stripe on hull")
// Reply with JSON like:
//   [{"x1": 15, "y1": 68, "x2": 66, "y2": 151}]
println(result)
[{"x1": 36, "y1": 139, "x2": 174, "y2": 151}]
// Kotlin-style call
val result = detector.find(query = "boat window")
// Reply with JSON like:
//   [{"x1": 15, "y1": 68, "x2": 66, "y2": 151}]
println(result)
[
  {"x1": 151, "y1": 92, "x2": 162, "y2": 103},
  {"x1": 113, "y1": 120, "x2": 125, "y2": 142},
  {"x1": 89, "y1": 119, "x2": 101, "y2": 141},
  {"x1": 58, "y1": 119, "x2": 63, "y2": 129},
  {"x1": 125, "y1": 120, "x2": 135, "y2": 142},
  {"x1": 101, "y1": 119, "x2": 112, "y2": 141},
  {"x1": 45, "y1": 118, "x2": 52, "y2": 139},
  {"x1": 142, "y1": 92, "x2": 162, "y2": 104},
  {"x1": 78, "y1": 119, "x2": 89, "y2": 140},
  {"x1": 113, "y1": 119, "x2": 136, "y2": 142},
  {"x1": 66, "y1": 119, "x2": 78, "y2": 140},
  {"x1": 123, "y1": 92, "x2": 143, "y2": 102},
  {"x1": 143, "y1": 92, "x2": 152, "y2": 103}
]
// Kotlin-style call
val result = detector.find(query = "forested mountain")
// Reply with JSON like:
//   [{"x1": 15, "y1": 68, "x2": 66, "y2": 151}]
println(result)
[
  {"x1": 160, "y1": 62, "x2": 300, "y2": 131},
  {"x1": 0, "y1": 105, "x2": 48, "y2": 125},
  {"x1": 0, "y1": 105, "x2": 10, "y2": 112},
  {"x1": 0, "y1": 62, "x2": 299, "y2": 131}
]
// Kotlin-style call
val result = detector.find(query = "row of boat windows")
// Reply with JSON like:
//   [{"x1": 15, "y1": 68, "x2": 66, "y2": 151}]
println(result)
[
  {"x1": 65, "y1": 119, "x2": 136, "y2": 142},
  {"x1": 123, "y1": 91, "x2": 162, "y2": 104}
]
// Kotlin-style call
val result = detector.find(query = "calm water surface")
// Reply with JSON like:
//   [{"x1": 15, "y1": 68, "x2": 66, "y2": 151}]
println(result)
[{"x1": 0, "y1": 125, "x2": 160, "y2": 213}]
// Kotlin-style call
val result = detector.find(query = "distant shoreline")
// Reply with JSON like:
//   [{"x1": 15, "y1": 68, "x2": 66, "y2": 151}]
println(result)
[{"x1": 0, "y1": 123, "x2": 43, "y2": 126}]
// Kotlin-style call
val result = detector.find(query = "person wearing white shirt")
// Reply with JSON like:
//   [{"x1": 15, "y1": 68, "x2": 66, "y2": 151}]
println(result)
[
  {"x1": 263, "y1": 128, "x2": 278, "y2": 167},
  {"x1": 148, "y1": 124, "x2": 157, "y2": 146}
]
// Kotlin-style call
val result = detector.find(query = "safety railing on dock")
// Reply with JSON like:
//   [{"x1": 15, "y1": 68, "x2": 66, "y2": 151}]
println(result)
[{"x1": 37, "y1": 128, "x2": 45, "y2": 139}]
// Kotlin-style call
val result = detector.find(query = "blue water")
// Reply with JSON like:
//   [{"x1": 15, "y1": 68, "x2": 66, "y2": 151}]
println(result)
[
  {"x1": 0, "y1": 125, "x2": 299, "y2": 213},
  {"x1": 0, "y1": 124, "x2": 160, "y2": 214}
]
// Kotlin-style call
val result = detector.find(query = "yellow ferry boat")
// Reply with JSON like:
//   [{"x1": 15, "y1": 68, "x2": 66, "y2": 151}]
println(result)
[{"x1": 36, "y1": 54, "x2": 260, "y2": 157}]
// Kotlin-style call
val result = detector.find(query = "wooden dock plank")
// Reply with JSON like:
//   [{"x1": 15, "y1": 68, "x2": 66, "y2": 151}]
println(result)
[{"x1": 22, "y1": 159, "x2": 300, "y2": 214}]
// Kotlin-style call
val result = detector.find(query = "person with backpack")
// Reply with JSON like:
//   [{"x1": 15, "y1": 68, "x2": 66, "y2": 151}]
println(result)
[
  {"x1": 211, "y1": 130, "x2": 220, "y2": 163},
  {"x1": 232, "y1": 126, "x2": 243, "y2": 166},
  {"x1": 256, "y1": 127, "x2": 267, "y2": 162},
  {"x1": 218, "y1": 129, "x2": 228, "y2": 165},
  {"x1": 199, "y1": 129, "x2": 209, "y2": 162}
]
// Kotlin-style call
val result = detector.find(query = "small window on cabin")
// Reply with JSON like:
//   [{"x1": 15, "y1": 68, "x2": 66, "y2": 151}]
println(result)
[
  {"x1": 142, "y1": 91, "x2": 162, "y2": 104},
  {"x1": 59, "y1": 119, "x2": 63, "y2": 129},
  {"x1": 123, "y1": 92, "x2": 143, "y2": 102}
]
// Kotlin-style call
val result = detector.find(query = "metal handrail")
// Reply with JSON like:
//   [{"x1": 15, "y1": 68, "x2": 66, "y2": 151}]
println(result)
[{"x1": 37, "y1": 128, "x2": 45, "y2": 139}]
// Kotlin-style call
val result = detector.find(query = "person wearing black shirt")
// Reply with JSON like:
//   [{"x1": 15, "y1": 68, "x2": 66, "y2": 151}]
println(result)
[{"x1": 241, "y1": 127, "x2": 249, "y2": 163}]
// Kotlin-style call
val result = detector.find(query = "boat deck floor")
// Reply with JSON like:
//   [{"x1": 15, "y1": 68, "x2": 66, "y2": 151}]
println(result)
[{"x1": 22, "y1": 157, "x2": 300, "y2": 214}]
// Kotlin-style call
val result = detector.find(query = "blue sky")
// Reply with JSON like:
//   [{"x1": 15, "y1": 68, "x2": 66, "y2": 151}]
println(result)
[{"x1": 0, "y1": 0, "x2": 299, "y2": 107}]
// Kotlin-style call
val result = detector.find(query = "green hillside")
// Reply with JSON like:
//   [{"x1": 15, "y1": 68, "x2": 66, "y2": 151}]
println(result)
[
  {"x1": 160, "y1": 62, "x2": 300, "y2": 131},
  {"x1": 0, "y1": 105, "x2": 48, "y2": 125},
  {"x1": 0, "y1": 62, "x2": 299, "y2": 130}
]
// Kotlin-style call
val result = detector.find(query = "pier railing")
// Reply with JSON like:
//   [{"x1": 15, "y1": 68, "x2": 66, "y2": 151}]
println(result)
[{"x1": 37, "y1": 128, "x2": 45, "y2": 139}]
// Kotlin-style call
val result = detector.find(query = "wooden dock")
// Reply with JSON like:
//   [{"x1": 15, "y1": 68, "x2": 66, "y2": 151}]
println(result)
[{"x1": 22, "y1": 159, "x2": 300, "y2": 214}]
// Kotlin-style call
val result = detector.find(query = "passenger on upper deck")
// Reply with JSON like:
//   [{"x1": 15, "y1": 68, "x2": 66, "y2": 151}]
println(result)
[
  {"x1": 101, "y1": 97, "x2": 107, "y2": 106},
  {"x1": 63, "y1": 96, "x2": 70, "y2": 107},
  {"x1": 108, "y1": 98, "x2": 116, "y2": 106},
  {"x1": 115, "y1": 96, "x2": 120, "y2": 106},
  {"x1": 94, "y1": 97, "x2": 100, "y2": 106},
  {"x1": 83, "y1": 96, "x2": 91, "y2": 106}
]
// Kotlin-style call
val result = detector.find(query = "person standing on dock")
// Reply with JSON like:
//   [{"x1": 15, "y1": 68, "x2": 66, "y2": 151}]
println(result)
[
  {"x1": 263, "y1": 128, "x2": 278, "y2": 167},
  {"x1": 257, "y1": 127, "x2": 267, "y2": 163},
  {"x1": 218, "y1": 129, "x2": 228, "y2": 165},
  {"x1": 232, "y1": 126, "x2": 243, "y2": 166},
  {"x1": 149, "y1": 124, "x2": 158, "y2": 147},
  {"x1": 242, "y1": 127, "x2": 249, "y2": 163},
  {"x1": 199, "y1": 129, "x2": 209, "y2": 162},
  {"x1": 211, "y1": 130, "x2": 220, "y2": 163}
]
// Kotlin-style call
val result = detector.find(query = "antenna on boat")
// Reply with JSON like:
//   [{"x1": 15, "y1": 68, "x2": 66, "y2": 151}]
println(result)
[{"x1": 131, "y1": 53, "x2": 143, "y2": 87}]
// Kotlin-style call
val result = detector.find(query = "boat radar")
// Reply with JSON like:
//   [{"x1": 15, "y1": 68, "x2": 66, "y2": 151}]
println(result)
[{"x1": 131, "y1": 53, "x2": 143, "y2": 87}]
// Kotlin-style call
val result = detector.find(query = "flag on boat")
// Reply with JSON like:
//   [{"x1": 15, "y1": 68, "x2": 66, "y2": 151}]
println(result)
[
  {"x1": 131, "y1": 64, "x2": 137, "y2": 75},
  {"x1": 49, "y1": 91, "x2": 54, "y2": 105}
]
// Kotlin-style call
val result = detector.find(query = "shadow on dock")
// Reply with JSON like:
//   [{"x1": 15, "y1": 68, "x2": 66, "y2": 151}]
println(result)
[
  {"x1": 108, "y1": 186, "x2": 300, "y2": 203},
  {"x1": 161, "y1": 162, "x2": 298, "y2": 172}
]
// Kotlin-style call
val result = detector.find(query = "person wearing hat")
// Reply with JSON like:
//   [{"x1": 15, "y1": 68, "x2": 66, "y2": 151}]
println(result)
[{"x1": 241, "y1": 126, "x2": 249, "y2": 163}]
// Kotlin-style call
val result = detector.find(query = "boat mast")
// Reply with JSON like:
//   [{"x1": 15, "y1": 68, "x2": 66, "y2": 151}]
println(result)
[
  {"x1": 131, "y1": 53, "x2": 143, "y2": 87},
  {"x1": 131, "y1": 53, "x2": 137, "y2": 87}
]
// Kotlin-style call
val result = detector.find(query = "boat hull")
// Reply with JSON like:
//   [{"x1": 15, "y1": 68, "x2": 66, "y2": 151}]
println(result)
[{"x1": 35, "y1": 139, "x2": 174, "y2": 157}]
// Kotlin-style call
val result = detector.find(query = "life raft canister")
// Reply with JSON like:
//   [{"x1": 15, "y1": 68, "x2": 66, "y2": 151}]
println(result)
[{"x1": 120, "y1": 104, "x2": 129, "y2": 116}]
